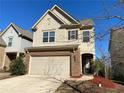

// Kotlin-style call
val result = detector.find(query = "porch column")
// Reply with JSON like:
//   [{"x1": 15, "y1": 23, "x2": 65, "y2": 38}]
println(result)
[
  {"x1": 71, "y1": 49, "x2": 82, "y2": 78},
  {"x1": 2, "y1": 52, "x2": 6, "y2": 70},
  {"x1": 16, "y1": 52, "x2": 20, "y2": 58}
]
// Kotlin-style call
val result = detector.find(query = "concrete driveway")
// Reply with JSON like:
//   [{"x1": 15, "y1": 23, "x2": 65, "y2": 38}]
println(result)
[{"x1": 0, "y1": 75, "x2": 62, "y2": 93}]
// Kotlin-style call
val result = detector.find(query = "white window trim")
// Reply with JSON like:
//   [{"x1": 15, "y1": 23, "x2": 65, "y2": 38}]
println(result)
[
  {"x1": 8, "y1": 36, "x2": 13, "y2": 47},
  {"x1": 83, "y1": 31, "x2": 90, "y2": 42},
  {"x1": 69, "y1": 29, "x2": 78, "y2": 40},
  {"x1": 43, "y1": 31, "x2": 55, "y2": 43}
]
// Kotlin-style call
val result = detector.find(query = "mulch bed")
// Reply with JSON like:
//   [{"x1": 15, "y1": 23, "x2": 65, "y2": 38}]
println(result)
[
  {"x1": 92, "y1": 76, "x2": 116, "y2": 88},
  {"x1": 54, "y1": 76, "x2": 124, "y2": 93}
]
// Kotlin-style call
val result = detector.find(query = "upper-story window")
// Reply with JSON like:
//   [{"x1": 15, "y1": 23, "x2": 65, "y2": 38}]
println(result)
[
  {"x1": 68, "y1": 30, "x2": 78, "y2": 40},
  {"x1": 43, "y1": 31, "x2": 55, "y2": 42},
  {"x1": 8, "y1": 37, "x2": 13, "y2": 47},
  {"x1": 83, "y1": 31, "x2": 90, "y2": 42}
]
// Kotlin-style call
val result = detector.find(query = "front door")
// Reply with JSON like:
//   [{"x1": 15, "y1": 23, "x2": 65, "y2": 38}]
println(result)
[{"x1": 82, "y1": 54, "x2": 93, "y2": 74}]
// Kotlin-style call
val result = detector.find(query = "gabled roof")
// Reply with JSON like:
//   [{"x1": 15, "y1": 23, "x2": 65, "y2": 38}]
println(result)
[
  {"x1": 1, "y1": 23, "x2": 33, "y2": 41},
  {"x1": 60, "y1": 24, "x2": 81, "y2": 29},
  {"x1": 0, "y1": 37, "x2": 6, "y2": 47},
  {"x1": 60, "y1": 19, "x2": 94, "y2": 29},
  {"x1": 32, "y1": 10, "x2": 66, "y2": 29},
  {"x1": 12, "y1": 23, "x2": 33, "y2": 40},
  {"x1": 32, "y1": 5, "x2": 79, "y2": 29},
  {"x1": 79, "y1": 19, "x2": 94, "y2": 26},
  {"x1": 47, "y1": 10, "x2": 66, "y2": 24},
  {"x1": 51, "y1": 5, "x2": 79, "y2": 24}
]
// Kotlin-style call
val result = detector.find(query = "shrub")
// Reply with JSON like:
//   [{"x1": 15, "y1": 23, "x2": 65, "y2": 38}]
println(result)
[
  {"x1": 9, "y1": 57, "x2": 26, "y2": 75},
  {"x1": 92, "y1": 60, "x2": 105, "y2": 77}
]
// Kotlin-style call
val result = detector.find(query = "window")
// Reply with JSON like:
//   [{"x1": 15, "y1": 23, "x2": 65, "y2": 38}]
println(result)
[
  {"x1": 68, "y1": 30, "x2": 78, "y2": 40},
  {"x1": 43, "y1": 31, "x2": 55, "y2": 42},
  {"x1": 83, "y1": 31, "x2": 90, "y2": 42},
  {"x1": 49, "y1": 32, "x2": 55, "y2": 42},
  {"x1": 43, "y1": 32, "x2": 48, "y2": 42},
  {"x1": 8, "y1": 37, "x2": 13, "y2": 47}
]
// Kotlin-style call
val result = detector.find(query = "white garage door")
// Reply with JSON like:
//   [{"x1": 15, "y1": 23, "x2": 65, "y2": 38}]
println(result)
[{"x1": 29, "y1": 56, "x2": 70, "y2": 77}]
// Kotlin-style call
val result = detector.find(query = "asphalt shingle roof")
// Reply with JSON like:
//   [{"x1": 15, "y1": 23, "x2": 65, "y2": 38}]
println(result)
[
  {"x1": 79, "y1": 19, "x2": 94, "y2": 26},
  {"x1": 12, "y1": 23, "x2": 33, "y2": 40}
]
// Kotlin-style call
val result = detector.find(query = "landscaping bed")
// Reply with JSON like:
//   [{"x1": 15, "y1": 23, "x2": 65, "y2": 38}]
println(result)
[
  {"x1": 92, "y1": 76, "x2": 116, "y2": 88},
  {"x1": 54, "y1": 76, "x2": 124, "y2": 93}
]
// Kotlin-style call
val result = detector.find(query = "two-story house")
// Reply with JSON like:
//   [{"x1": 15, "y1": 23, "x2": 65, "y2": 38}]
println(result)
[
  {"x1": 25, "y1": 5, "x2": 95, "y2": 78},
  {"x1": 0, "y1": 23, "x2": 33, "y2": 70}
]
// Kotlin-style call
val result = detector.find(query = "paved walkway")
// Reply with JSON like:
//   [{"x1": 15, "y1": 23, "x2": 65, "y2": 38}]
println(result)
[
  {"x1": 70, "y1": 75, "x2": 93, "y2": 81},
  {"x1": 0, "y1": 75, "x2": 62, "y2": 93}
]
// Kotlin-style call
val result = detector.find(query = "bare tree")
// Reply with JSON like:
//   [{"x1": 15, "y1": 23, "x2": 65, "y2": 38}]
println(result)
[{"x1": 93, "y1": 0, "x2": 124, "y2": 80}]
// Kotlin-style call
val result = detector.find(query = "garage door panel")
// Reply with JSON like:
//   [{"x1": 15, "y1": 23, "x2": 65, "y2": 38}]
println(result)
[{"x1": 30, "y1": 56, "x2": 70, "y2": 77}]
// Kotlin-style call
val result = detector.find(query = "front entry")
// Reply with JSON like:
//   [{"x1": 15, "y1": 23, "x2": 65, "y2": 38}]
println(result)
[
  {"x1": 82, "y1": 53, "x2": 93, "y2": 74},
  {"x1": 4, "y1": 53, "x2": 17, "y2": 70},
  {"x1": 4, "y1": 52, "x2": 24, "y2": 70}
]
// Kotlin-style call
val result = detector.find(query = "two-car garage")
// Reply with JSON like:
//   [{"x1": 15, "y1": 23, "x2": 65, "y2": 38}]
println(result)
[
  {"x1": 29, "y1": 56, "x2": 70, "y2": 77},
  {"x1": 25, "y1": 45, "x2": 82, "y2": 78}
]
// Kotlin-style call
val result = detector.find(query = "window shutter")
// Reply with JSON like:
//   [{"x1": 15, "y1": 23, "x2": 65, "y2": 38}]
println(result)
[
  {"x1": 76, "y1": 30, "x2": 78, "y2": 39},
  {"x1": 68, "y1": 31, "x2": 70, "y2": 40}
]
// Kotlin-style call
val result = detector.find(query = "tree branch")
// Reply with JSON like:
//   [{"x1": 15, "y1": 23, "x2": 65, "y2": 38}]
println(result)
[{"x1": 96, "y1": 15, "x2": 124, "y2": 20}]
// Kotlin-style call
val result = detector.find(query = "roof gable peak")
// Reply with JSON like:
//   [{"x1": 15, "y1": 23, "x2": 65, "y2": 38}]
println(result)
[
  {"x1": 32, "y1": 9, "x2": 66, "y2": 29},
  {"x1": 0, "y1": 23, "x2": 19, "y2": 36},
  {"x1": 51, "y1": 5, "x2": 79, "y2": 24},
  {"x1": 0, "y1": 23, "x2": 33, "y2": 40}
]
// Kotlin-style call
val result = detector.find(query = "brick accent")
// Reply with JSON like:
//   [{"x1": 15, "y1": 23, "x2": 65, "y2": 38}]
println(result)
[{"x1": 71, "y1": 49, "x2": 82, "y2": 78}]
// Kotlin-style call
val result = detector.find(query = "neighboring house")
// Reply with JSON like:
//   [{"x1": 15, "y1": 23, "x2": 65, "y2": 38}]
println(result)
[
  {"x1": 109, "y1": 27, "x2": 124, "y2": 77},
  {"x1": 0, "y1": 23, "x2": 33, "y2": 70},
  {"x1": 25, "y1": 5, "x2": 95, "y2": 78},
  {"x1": 0, "y1": 37, "x2": 6, "y2": 69}
]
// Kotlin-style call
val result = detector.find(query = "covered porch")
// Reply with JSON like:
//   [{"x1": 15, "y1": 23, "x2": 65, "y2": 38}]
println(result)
[{"x1": 2, "y1": 52, "x2": 24, "y2": 70}]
